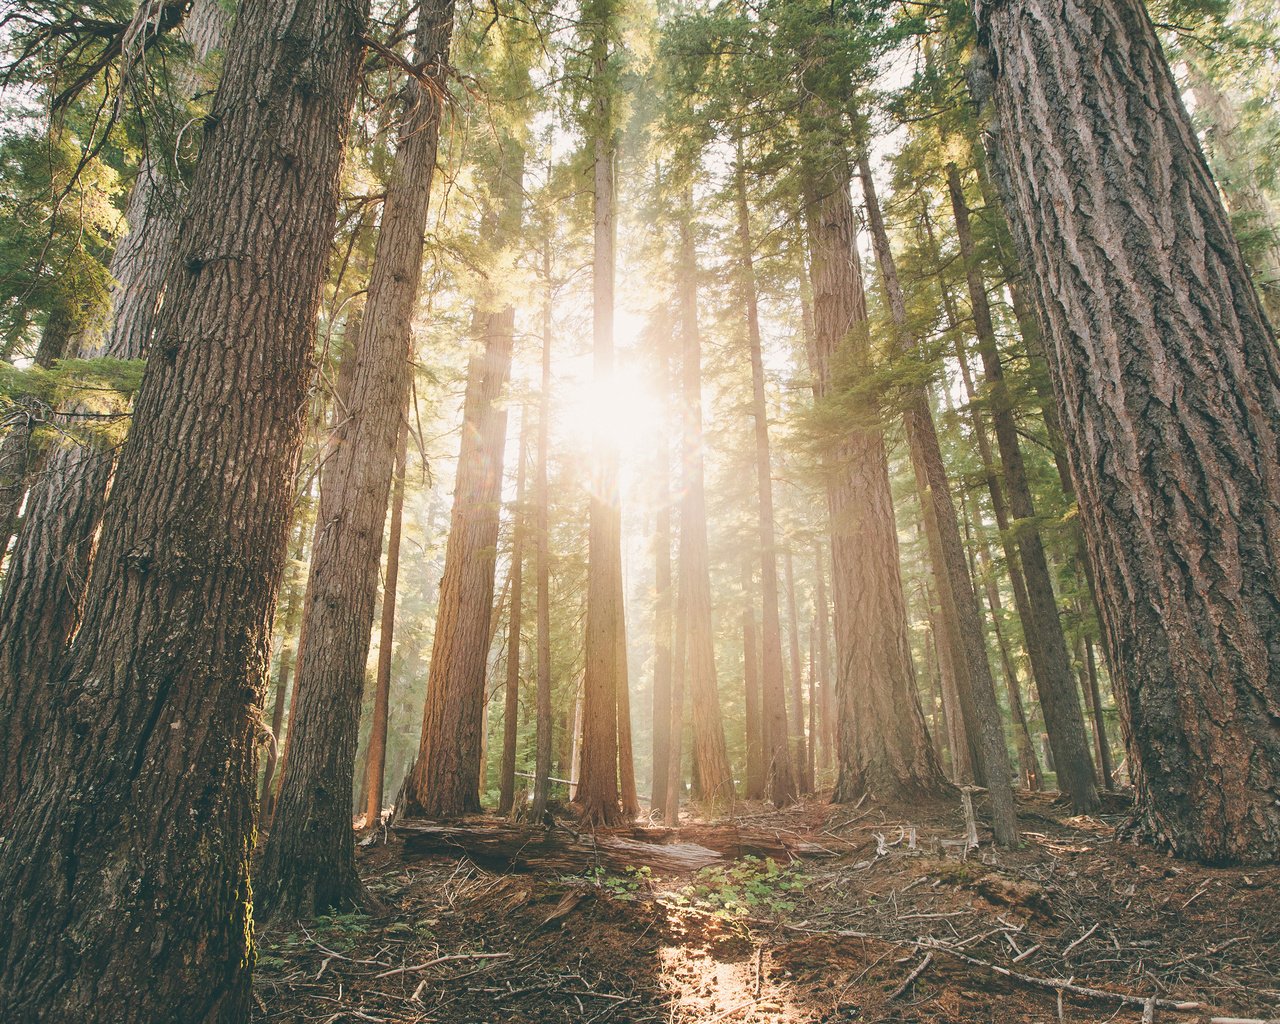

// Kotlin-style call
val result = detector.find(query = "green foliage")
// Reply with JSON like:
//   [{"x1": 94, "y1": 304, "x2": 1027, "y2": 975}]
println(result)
[{"x1": 670, "y1": 857, "x2": 805, "y2": 919}]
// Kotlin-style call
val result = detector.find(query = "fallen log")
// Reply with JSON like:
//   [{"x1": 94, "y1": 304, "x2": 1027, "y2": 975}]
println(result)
[
  {"x1": 397, "y1": 820, "x2": 724, "y2": 874},
  {"x1": 626, "y1": 824, "x2": 837, "y2": 861}
]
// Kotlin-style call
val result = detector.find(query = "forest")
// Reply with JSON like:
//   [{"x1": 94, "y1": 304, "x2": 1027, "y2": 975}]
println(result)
[{"x1": 0, "y1": 0, "x2": 1278, "y2": 1021}]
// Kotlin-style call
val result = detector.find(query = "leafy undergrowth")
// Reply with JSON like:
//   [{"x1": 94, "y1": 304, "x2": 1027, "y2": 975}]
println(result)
[{"x1": 253, "y1": 791, "x2": 1280, "y2": 1023}]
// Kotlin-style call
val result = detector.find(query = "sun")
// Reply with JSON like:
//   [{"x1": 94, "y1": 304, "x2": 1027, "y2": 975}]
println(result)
[{"x1": 559, "y1": 363, "x2": 664, "y2": 462}]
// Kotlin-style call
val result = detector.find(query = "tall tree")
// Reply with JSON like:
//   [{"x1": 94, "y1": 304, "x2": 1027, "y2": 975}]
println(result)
[
  {"x1": 0, "y1": 0, "x2": 229, "y2": 809},
  {"x1": 975, "y1": 0, "x2": 1280, "y2": 862},
  {"x1": 258, "y1": 0, "x2": 455, "y2": 915},
  {"x1": 803, "y1": 147, "x2": 947, "y2": 804},
  {"x1": 650, "y1": 319, "x2": 676, "y2": 815},
  {"x1": 733, "y1": 143, "x2": 796, "y2": 805},
  {"x1": 577, "y1": 0, "x2": 627, "y2": 825},
  {"x1": 364, "y1": 413, "x2": 410, "y2": 825},
  {"x1": 498, "y1": 414, "x2": 529, "y2": 815},
  {"x1": 673, "y1": 200, "x2": 734, "y2": 807},
  {"x1": 945, "y1": 161, "x2": 1098, "y2": 814},
  {"x1": 0, "y1": 0, "x2": 366, "y2": 1012},
  {"x1": 854, "y1": 144, "x2": 1017, "y2": 844},
  {"x1": 531, "y1": 243, "x2": 555, "y2": 821}
]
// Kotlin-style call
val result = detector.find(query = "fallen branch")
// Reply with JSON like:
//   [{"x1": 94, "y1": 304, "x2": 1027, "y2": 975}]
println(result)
[
  {"x1": 375, "y1": 952, "x2": 512, "y2": 979},
  {"x1": 888, "y1": 952, "x2": 933, "y2": 1000}
]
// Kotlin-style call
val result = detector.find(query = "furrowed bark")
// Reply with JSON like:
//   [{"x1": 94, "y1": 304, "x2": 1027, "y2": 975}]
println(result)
[
  {"x1": 975, "y1": 0, "x2": 1280, "y2": 862},
  {"x1": 0, "y1": 0, "x2": 366, "y2": 1013}
]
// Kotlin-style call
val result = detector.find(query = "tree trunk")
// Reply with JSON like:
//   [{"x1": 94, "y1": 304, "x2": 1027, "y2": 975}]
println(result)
[
  {"x1": 259, "y1": 0, "x2": 454, "y2": 917},
  {"x1": 976, "y1": 0, "x2": 1280, "y2": 862},
  {"x1": 802, "y1": 146, "x2": 947, "y2": 805},
  {"x1": 531, "y1": 254, "x2": 554, "y2": 822},
  {"x1": 0, "y1": 0, "x2": 365, "y2": 1013},
  {"x1": 364, "y1": 412, "x2": 409, "y2": 826},
  {"x1": 944, "y1": 161, "x2": 1098, "y2": 815},
  {"x1": 734, "y1": 145, "x2": 796, "y2": 806},
  {"x1": 650, "y1": 320, "x2": 675, "y2": 816},
  {"x1": 498, "y1": 416, "x2": 529, "y2": 816},
  {"x1": 675, "y1": 202, "x2": 734, "y2": 808},
  {"x1": 740, "y1": 560, "x2": 765, "y2": 800},
  {"x1": 1084, "y1": 638, "x2": 1115, "y2": 790},
  {"x1": 577, "y1": 18, "x2": 624, "y2": 826},
  {"x1": 853, "y1": 146, "x2": 1015, "y2": 843},
  {"x1": 0, "y1": 0, "x2": 229, "y2": 695},
  {"x1": 812, "y1": 541, "x2": 833, "y2": 770},
  {"x1": 260, "y1": 520, "x2": 310, "y2": 824},
  {"x1": 782, "y1": 549, "x2": 811, "y2": 792}
]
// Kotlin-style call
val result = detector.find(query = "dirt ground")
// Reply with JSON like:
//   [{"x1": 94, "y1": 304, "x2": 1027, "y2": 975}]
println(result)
[{"x1": 252, "y1": 791, "x2": 1280, "y2": 1023}]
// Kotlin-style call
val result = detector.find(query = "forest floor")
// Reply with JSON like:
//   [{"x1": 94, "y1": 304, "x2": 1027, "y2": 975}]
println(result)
[{"x1": 252, "y1": 790, "x2": 1280, "y2": 1024}]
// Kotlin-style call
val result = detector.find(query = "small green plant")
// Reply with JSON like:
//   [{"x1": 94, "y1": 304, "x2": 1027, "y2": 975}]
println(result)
[
  {"x1": 677, "y1": 858, "x2": 806, "y2": 919},
  {"x1": 587, "y1": 864, "x2": 652, "y2": 901}
]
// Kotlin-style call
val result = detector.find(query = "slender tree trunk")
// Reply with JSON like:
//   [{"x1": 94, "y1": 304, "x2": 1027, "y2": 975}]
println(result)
[
  {"x1": 946, "y1": 161, "x2": 1098, "y2": 814},
  {"x1": 854, "y1": 146, "x2": 1016, "y2": 843},
  {"x1": 741, "y1": 559, "x2": 765, "y2": 799},
  {"x1": 734, "y1": 145, "x2": 796, "y2": 805},
  {"x1": 674, "y1": 202, "x2": 734, "y2": 808},
  {"x1": 0, "y1": 0, "x2": 365, "y2": 1013},
  {"x1": 578, "y1": 16, "x2": 624, "y2": 825},
  {"x1": 976, "y1": 0, "x2": 1280, "y2": 862},
  {"x1": 782, "y1": 549, "x2": 811, "y2": 793},
  {"x1": 1084, "y1": 638, "x2": 1115, "y2": 790},
  {"x1": 650, "y1": 322, "x2": 675, "y2": 816},
  {"x1": 259, "y1": 0, "x2": 454, "y2": 916},
  {"x1": 498, "y1": 417, "x2": 529, "y2": 816},
  {"x1": 802, "y1": 145, "x2": 947, "y2": 805},
  {"x1": 260, "y1": 521, "x2": 309, "y2": 823},
  {"x1": 926, "y1": 581, "x2": 970, "y2": 783},
  {"x1": 364, "y1": 413, "x2": 410, "y2": 826},
  {"x1": 812, "y1": 542, "x2": 833, "y2": 770},
  {"x1": 531, "y1": 255, "x2": 554, "y2": 822},
  {"x1": 616, "y1": 576, "x2": 640, "y2": 817}
]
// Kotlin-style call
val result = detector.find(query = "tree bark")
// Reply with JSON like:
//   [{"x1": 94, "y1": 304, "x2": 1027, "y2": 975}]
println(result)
[
  {"x1": 0, "y1": 0, "x2": 230, "y2": 814},
  {"x1": 363, "y1": 412, "x2": 409, "y2": 826},
  {"x1": 0, "y1": 0, "x2": 365, "y2": 1013},
  {"x1": 812, "y1": 541, "x2": 833, "y2": 770},
  {"x1": 259, "y1": 0, "x2": 454, "y2": 917},
  {"x1": 975, "y1": 0, "x2": 1280, "y2": 862},
  {"x1": 945, "y1": 161, "x2": 1098, "y2": 815},
  {"x1": 734, "y1": 145, "x2": 796, "y2": 806},
  {"x1": 801, "y1": 146, "x2": 947, "y2": 805}
]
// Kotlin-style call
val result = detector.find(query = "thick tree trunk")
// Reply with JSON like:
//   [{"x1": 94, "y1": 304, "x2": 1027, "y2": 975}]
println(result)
[
  {"x1": 578, "y1": 22, "x2": 625, "y2": 825},
  {"x1": 364, "y1": 413, "x2": 409, "y2": 826},
  {"x1": 0, "y1": 0, "x2": 365, "y2": 1014},
  {"x1": 946, "y1": 162, "x2": 1099, "y2": 814},
  {"x1": 734, "y1": 147, "x2": 796, "y2": 806},
  {"x1": 498, "y1": 418, "x2": 529, "y2": 816},
  {"x1": 259, "y1": 0, "x2": 454, "y2": 917},
  {"x1": 674, "y1": 206, "x2": 734, "y2": 808},
  {"x1": 854, "y1": 146, "x2": 1015, "y2": 843},
  {"x1": 802, "y1": 148, "x2": 947, "y2": 805},
  {"x1": 976, "y1": 0, "x2": 1280, "y2": 862}
]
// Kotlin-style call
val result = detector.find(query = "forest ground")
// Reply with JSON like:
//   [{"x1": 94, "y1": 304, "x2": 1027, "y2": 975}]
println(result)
[{"x1": 252, "y1": 792, "x2": 1279, "y2": 1024}]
